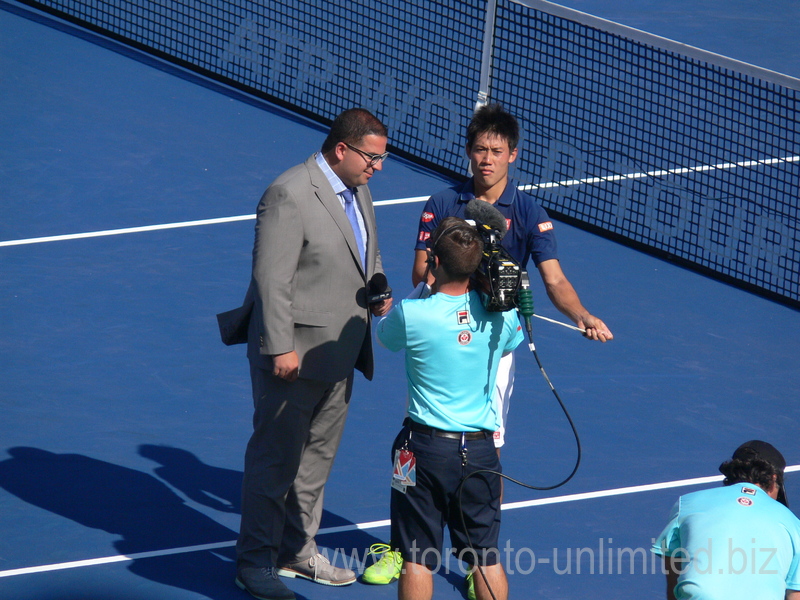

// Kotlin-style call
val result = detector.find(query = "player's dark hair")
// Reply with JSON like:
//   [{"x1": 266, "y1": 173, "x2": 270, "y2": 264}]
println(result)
[
  {"x1": 321, "y1": 108, "x2": 388, "y2": 153},
  {"x1": 719, "y1": 456, "x2": 783, "y2": 493},
  {"x1": 466, "y1": 103, "x2": 519, "y2": 151},
  {"x1": 430, "y1": 217, "x2": 484, "y2": 280}
]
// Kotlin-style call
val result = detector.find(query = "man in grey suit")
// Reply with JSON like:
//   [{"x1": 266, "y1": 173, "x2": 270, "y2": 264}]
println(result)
[{"x1": 219, "y1": 108, "x2": 392, "y2": 600}]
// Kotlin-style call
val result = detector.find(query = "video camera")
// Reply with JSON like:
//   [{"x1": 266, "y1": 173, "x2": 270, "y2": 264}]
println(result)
[{"x1": 465, "y1": 198, "x2": 523, "y2": 312}]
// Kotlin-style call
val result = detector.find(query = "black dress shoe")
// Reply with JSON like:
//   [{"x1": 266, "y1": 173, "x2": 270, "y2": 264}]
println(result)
[{"x1": 235, "y1": 566, "x2": 296, "y2": 600}]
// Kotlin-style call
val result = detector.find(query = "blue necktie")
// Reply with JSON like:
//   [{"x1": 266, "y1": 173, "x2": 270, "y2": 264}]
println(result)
[{"x1": 342, "y1": 188, "x2": 366, "y2": 266}]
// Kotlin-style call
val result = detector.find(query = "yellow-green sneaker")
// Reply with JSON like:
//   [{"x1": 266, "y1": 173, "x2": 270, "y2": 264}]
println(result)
[
  {"x1": 466, "y1": 569, "x2": 477, "y2": 600},
  {"x1": 361, "y1": 543, "x2": 403, "y2": 584}
]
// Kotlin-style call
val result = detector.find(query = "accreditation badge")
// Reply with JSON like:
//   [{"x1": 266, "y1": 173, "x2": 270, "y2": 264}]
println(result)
[{"x1": 391, "y1": 448, "x2": 416, "y2": 493}]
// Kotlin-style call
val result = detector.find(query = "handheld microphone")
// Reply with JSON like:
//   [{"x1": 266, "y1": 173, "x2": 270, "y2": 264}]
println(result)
[{"x1": 367, "y1": 272, "x2": 393, "y2": 304}]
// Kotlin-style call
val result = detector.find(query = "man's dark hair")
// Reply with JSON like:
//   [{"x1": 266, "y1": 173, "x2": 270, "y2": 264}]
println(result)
[
  {"x1": 430, "y1": 217, "x2": 484, "y2": 279},
  {"x1": 719, "y1": 455, "x2": 784, "y2": 493},
  {"x1": 466, "y1": 103, "x2": 520, "y2": 151},
  {"x1": 321, "y1": 108, "x2": 388, "y2": 153}
]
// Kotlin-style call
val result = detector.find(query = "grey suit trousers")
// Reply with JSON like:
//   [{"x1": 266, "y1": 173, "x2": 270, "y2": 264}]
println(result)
[{"x1": 236, "y1": 362, "x2": 353, "y2": 569}]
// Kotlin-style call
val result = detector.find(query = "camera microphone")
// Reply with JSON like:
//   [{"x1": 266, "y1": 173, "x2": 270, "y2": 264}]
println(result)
[
  {"x1": 367, "y1": 272, "x2": 393, "y2": 304},
  {"x1": 465, "y1": 198, "x2": 507, "y2": 240}
]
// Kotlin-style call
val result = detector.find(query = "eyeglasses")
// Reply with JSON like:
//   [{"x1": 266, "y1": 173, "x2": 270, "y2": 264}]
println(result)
[{"x1": 344, "y1": 142, "x2": 389, "y2": 167}]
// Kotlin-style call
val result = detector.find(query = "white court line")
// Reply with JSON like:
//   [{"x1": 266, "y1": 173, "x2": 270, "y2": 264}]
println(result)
[
  {"x1": 0, "y1": 541, "x2": 238, "y2": 578},
  {"x1": 0, "y1": 215, "x2": 255, "y2": 248},
  {"x1": 2, "y1": 465, "x2": 797, "y2": 579},
  {"x1": 375, "y1": 195, "x2": 430, "y2": 206},
  {"x1": 519, "y1": 154, "x2": 800, "y2": 191},
  {"x1": 2, "y1": 150, "x2": 797, "y2": 248},
  {"x1": 0, "y1": 197, "x2": 428, "y2": 248}
]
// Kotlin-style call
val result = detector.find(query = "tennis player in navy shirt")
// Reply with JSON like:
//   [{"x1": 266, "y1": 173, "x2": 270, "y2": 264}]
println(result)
[{"x1": 413, "y1": 103, "x2": 613, "y2": 450}]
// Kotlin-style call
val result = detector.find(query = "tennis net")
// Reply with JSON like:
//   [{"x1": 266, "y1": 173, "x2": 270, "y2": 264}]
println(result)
[{"x1": 14, "y1": 0, "x2": 800, "y2": 306}]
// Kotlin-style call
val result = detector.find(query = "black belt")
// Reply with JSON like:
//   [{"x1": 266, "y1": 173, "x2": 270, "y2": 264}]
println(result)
[{"x1": 405, "y1": 419, "x2": 490, "y2": 441}]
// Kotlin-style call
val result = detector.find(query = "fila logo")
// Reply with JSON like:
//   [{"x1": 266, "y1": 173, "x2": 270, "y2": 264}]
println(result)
[
  {"x1": 457, "y1": 310, "x2": 470, "y2": 325},
  {"x1": 418, "y1": 231, "x2": 431, "y2": 242},
  {"x1": 539, "y1": 221, "x2": 554, "y2": 233}
]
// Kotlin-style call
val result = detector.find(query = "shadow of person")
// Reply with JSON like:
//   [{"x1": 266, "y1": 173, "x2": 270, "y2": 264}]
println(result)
[
  {"x1": 139, "y1": 444, "x2": 242, "y2": 513},
  {"x1": 0, "y1": 447, "x2": 249, "y2": 599},
  {"x1": 136, "y1": 445, "x2": 390, "y2": 574}
]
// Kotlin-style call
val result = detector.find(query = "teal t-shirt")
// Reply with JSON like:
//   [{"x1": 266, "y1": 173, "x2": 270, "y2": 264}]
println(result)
[
  {"x1": 653, "y1": 483, "x2": 800, "y2": 599},
  {"x1": 377, "y1": 290, "x2": 523, "y2": 432}
]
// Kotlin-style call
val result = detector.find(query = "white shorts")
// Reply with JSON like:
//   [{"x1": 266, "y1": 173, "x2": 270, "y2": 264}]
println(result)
[{"x1": 493, "y1": 351, "x2": 515, "y2": 448}]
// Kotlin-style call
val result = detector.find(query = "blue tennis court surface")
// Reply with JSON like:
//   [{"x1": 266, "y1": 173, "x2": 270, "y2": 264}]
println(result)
[
  {"x1": 1, "y1": 2, "x2": 799, "y2": 599},
  {"x1": 551, "y1": 0, "x2": 800, "y2": 79}
]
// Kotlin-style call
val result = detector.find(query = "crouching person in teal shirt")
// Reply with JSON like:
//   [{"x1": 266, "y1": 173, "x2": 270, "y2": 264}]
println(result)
[
  {"x1": 377, "y1": 217, "x2": 524, "y2": 600},
  {"x1": 653, "y1": 440, "x2": 800, "y2": 600}
]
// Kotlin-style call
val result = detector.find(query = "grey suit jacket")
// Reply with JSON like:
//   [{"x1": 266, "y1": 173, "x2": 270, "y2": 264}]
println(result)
[{"x1": 218, "y1": 154, "x2": 383, "y2": 382}]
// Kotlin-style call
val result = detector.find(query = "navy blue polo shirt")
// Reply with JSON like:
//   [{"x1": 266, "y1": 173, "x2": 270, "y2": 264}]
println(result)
[{"x1": 414, "y1": 178, "x2": 558, "y2": 268}]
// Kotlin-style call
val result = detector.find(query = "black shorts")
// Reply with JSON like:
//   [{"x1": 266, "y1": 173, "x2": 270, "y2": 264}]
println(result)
[{"x1": 389, "y1": 425, "x2": 502, "y2": 568}]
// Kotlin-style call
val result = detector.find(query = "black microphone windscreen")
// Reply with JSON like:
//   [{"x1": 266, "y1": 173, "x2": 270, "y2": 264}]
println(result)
[
  {"x1": 465, "y1": 199, "x2": 507, "y2": 239},
  {"x1": 369, "y1": 272, "x2": 388, "y2": 292},
  {"x1": 367, "y1": 272, "x2": 392, "y2": 304}
]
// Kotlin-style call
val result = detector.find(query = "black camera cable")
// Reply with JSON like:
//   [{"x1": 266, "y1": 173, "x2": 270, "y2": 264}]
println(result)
[{"x1": 456, "y1": 272, "x2": 582, "y2": 600}]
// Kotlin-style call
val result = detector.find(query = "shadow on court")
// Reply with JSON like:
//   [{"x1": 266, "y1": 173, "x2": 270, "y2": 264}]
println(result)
[
  {"x1": 0, "y1": 447, "x2": 386, "y2": 599},
  {"x1": 0, "y1": 447, "x2": 241, "y2": 597},
  {"x1": 137, "y1": 444, "x2": 387, "y2": 558},
  {"x1": 139, "y1": 444, "x2": 242, "y2": 514}
]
